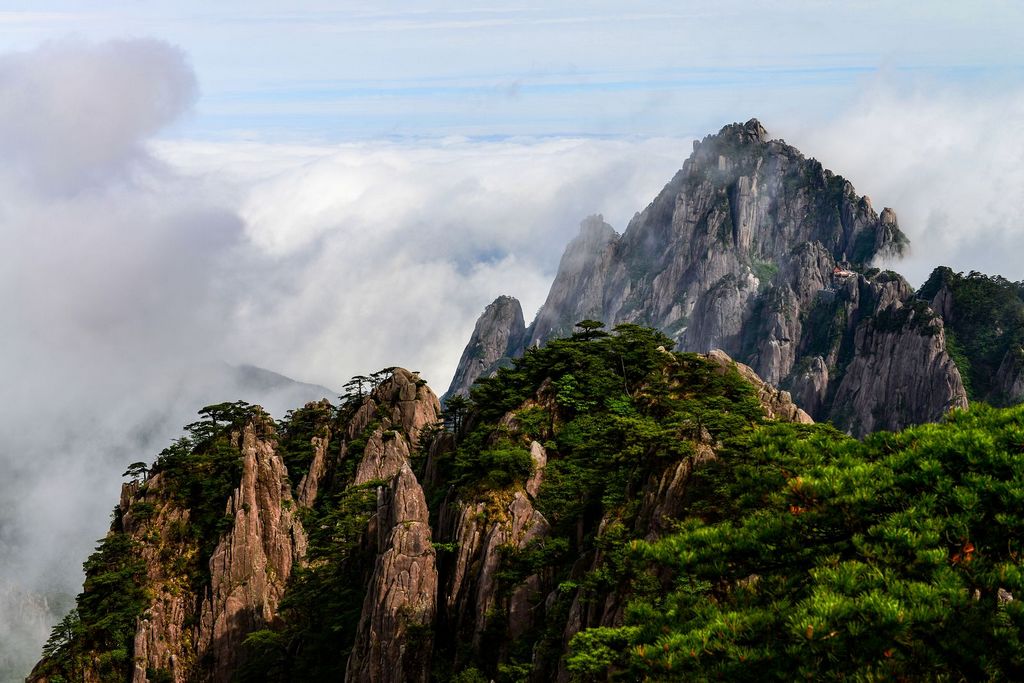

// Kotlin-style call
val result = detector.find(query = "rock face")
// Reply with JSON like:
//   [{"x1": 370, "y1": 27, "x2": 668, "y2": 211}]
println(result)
[
  {"x1": 196, "y1": 420, "x2": 308, "y2": 682},
  {"x1": 827, "y1": 275, "x2": 968, "y2": 433},
  {"x1": 705, "y1": 349, "x2": 812, "y2": 424},
  {"x1": 996, "y1": 348, "x2": 1024, "y2": 405},
  {"x1": 446, "y1": 296, "x2": 527, "y2": 400},
  {"x1": 450, "y1": 119, "x2": 968, "y2": 435},
  {"x1": 31, "y1": 351, "x2": 825, "y2": 683},
  {"x1": 346, "y1": 465, "x2": 437, "y2": 683},
  {"x1": 345, "y1": 369, "x2": 442, "y2": 681},
  {"x1": 441, "y1": 489, "x2": 550, "y2": 657},
  {"x1": 31, "y1": 369, "x2": 443, "y2": 683},
  {"x1": 527, "y1": 215, "x2": 620, "y2": 346},
  {"x1": 919, "y1": 266, "x2": 1024, "y2": 407}
]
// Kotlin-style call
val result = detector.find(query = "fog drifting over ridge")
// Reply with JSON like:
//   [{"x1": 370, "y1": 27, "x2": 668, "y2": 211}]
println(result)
[{"x1": 2, "y1": 34, "x2": 1024, "y2": 673}]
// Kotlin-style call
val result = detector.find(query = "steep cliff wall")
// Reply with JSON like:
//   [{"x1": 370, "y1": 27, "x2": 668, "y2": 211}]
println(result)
[{"x1": 31, "y1": 370, "x2": 442, "y2": 683}]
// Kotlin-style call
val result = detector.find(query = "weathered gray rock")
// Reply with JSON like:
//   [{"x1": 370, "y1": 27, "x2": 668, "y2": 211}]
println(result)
[
  {"x1": 452, "y1": 119, "x2": 968, "y2": 435},
  {"x1": 996, "y1": 347, "x2": 1024, "y2": 404},
  {"x1": 528, "y1": 215, "x2": 620, "y2": 346},
  {"x1": 346, "y1": 465, "x2": 437, "y2": 683},
  {"x1": 446, "y1": 295, "x2": 527, "y2": 399},
  {"x1": 295, "y1": 400, "x2": 334, "y2": 508},
  {"x1": 377, "y1": 368, "x2": 442, "y2": 449},
  {"x1": 526, "y1": 440, "x2": 547, "y2": 499},
  {"x1": 825, "y1": 273, "x2": 967, "y2": 434},
  {"x1": 442, "y1": 489, "x2": 550, "y2": 656},
  {"x1": 43, "y1": 414, "x2": 310, "y2": 683},
  {"x1": 705, "y1": 349, "x2": 813, "y2": 424}
]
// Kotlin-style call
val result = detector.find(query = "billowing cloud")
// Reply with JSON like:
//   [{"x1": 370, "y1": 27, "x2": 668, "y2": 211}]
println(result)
[
  {"x1": 0, "y1": 40, "x2": 243, "y2": 673},
  {"x1": 0, "y1": 38, "x2": 197, "y2": 193},
  {"x1": 0, "y1": 38, "x2": 687, "y2": 672},
  {"x1": 5, "y1": 30, "x2": 1024, "y2": 678}
]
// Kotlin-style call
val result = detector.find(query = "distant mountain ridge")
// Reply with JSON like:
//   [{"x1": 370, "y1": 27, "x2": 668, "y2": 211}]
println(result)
[{"x1": 447, "y1": 119, "x2": 970, "y2": 436}]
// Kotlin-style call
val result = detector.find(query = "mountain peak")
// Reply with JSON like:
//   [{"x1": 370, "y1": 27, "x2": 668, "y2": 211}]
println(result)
[{"x1": 710, "y1": 117, "x2": 771, "y2": 145}]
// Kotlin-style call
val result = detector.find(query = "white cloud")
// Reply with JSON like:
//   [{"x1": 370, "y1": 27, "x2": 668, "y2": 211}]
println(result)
[
  {"x1": 5, "y1": 29, "x2": 1024, "y2": 677},
  {"x1": 0, "y1": 38, "x2": 197, "y2": 193},
  {"x1": 0, "y1": 37, "x2": 688, "y2": 671}
]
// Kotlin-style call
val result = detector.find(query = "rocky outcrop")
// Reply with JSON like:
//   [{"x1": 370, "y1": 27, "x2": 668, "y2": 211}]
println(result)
[
  {"x1": 122, "y1": 415, "x2": 307, "y2": 683},
  {"x1": 196, "y1": 419, "x2": 307, "y2": 682},
  {"x1": 341, "y1": 368, "x2": 444, "y2": 680},
  {"x1": 446, "y1": 296, "x2": 527, "y2": 400},
  {"x1": 452, "y1": 119, "x2": 970, "y2": 435},
  {"x1": 377, "y1": 368, "x2": 442, "y2": 448},
  {"x1": 528, "y1": 215, "x2": 620, "y2": 346},
  {"x1": 295, "y1": 400, "x2": 334, "y2": 508},
  {"x1": 346, "y1": 465, "x2": 437, "y2": 683},
  {"x1": 124, "y1": 479, "x2": 199, "y2": 683},
  {"x1": 442, "y1": 489, "x2": 550, "y2": 654},
  {"x1": 828, "y1": 276, "x2": 968, "y2": 434},
  {"x1": 705, "y1": 349, "x2": 812, "y2": 424},
  {"x1": 996, "y1": 347, "x2": 1024, "y2": 405}
]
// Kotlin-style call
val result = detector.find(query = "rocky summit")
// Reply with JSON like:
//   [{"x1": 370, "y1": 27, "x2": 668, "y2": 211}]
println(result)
[{"x1": 448, "y1": 119, "x2": 969, "y2": 436}]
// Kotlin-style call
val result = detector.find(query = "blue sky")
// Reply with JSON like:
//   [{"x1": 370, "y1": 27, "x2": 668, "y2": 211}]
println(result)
[{"x1": 3, "y1": 1, "x2": 1023, "y2": 141}]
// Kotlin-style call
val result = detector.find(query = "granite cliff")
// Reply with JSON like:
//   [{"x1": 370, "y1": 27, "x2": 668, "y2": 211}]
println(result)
[{"x1": 448, "y1": 119, "x2": 968, "y2": 435}]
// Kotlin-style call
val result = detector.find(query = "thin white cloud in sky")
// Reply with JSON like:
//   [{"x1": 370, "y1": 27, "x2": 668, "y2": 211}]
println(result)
[{"x1": 1, "y1": 2, "x2": 1021, "y2": 140}]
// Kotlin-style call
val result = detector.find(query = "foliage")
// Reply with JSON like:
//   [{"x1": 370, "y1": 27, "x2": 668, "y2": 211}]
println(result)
[
  {"x1": 920, "y1": 266, "x2": 1024, "y2": 403},
  {"x1": 431, "y1": 322, "x2": 768, "y2": 678},
  {"x1": 36, "y1": 533, "x2": 149, "y2": 682},
  {"x1": 239, "y1": 484, "x2": 379, "y2": 681},
  {"x1": 238, "y1": 372, "x2": 399, "y2": 681},
  {"x1": 276, "y1": 399, "x2": 336, "y2": 493},
  {"x1": 148, "y1": 400, "x2": 264, "y2": 584},
  {"x1": 568, "y1": 404, "x2": 1024, "y2": 680}
]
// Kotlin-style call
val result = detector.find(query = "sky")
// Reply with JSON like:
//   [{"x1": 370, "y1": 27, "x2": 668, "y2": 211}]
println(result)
[{"x1": 1, "y1": 1, "x2": 1024, "y2": 672}]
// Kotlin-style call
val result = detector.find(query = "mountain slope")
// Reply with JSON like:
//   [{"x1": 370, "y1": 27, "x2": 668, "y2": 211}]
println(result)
[{"x1": 32, "y1": 324, "x2": 1024, "y2": 681}]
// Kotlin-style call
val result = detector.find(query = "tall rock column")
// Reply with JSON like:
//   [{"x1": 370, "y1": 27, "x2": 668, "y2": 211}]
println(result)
[
  {"x1": 346, "y1": 465, "x2": 437, "y2": 682},
  {"x1": 446, "y1": 295, "x2": 527, "y2": 399},
  {"x1": 197, "y1": 418, "x2": 308, "y2": 682}
]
